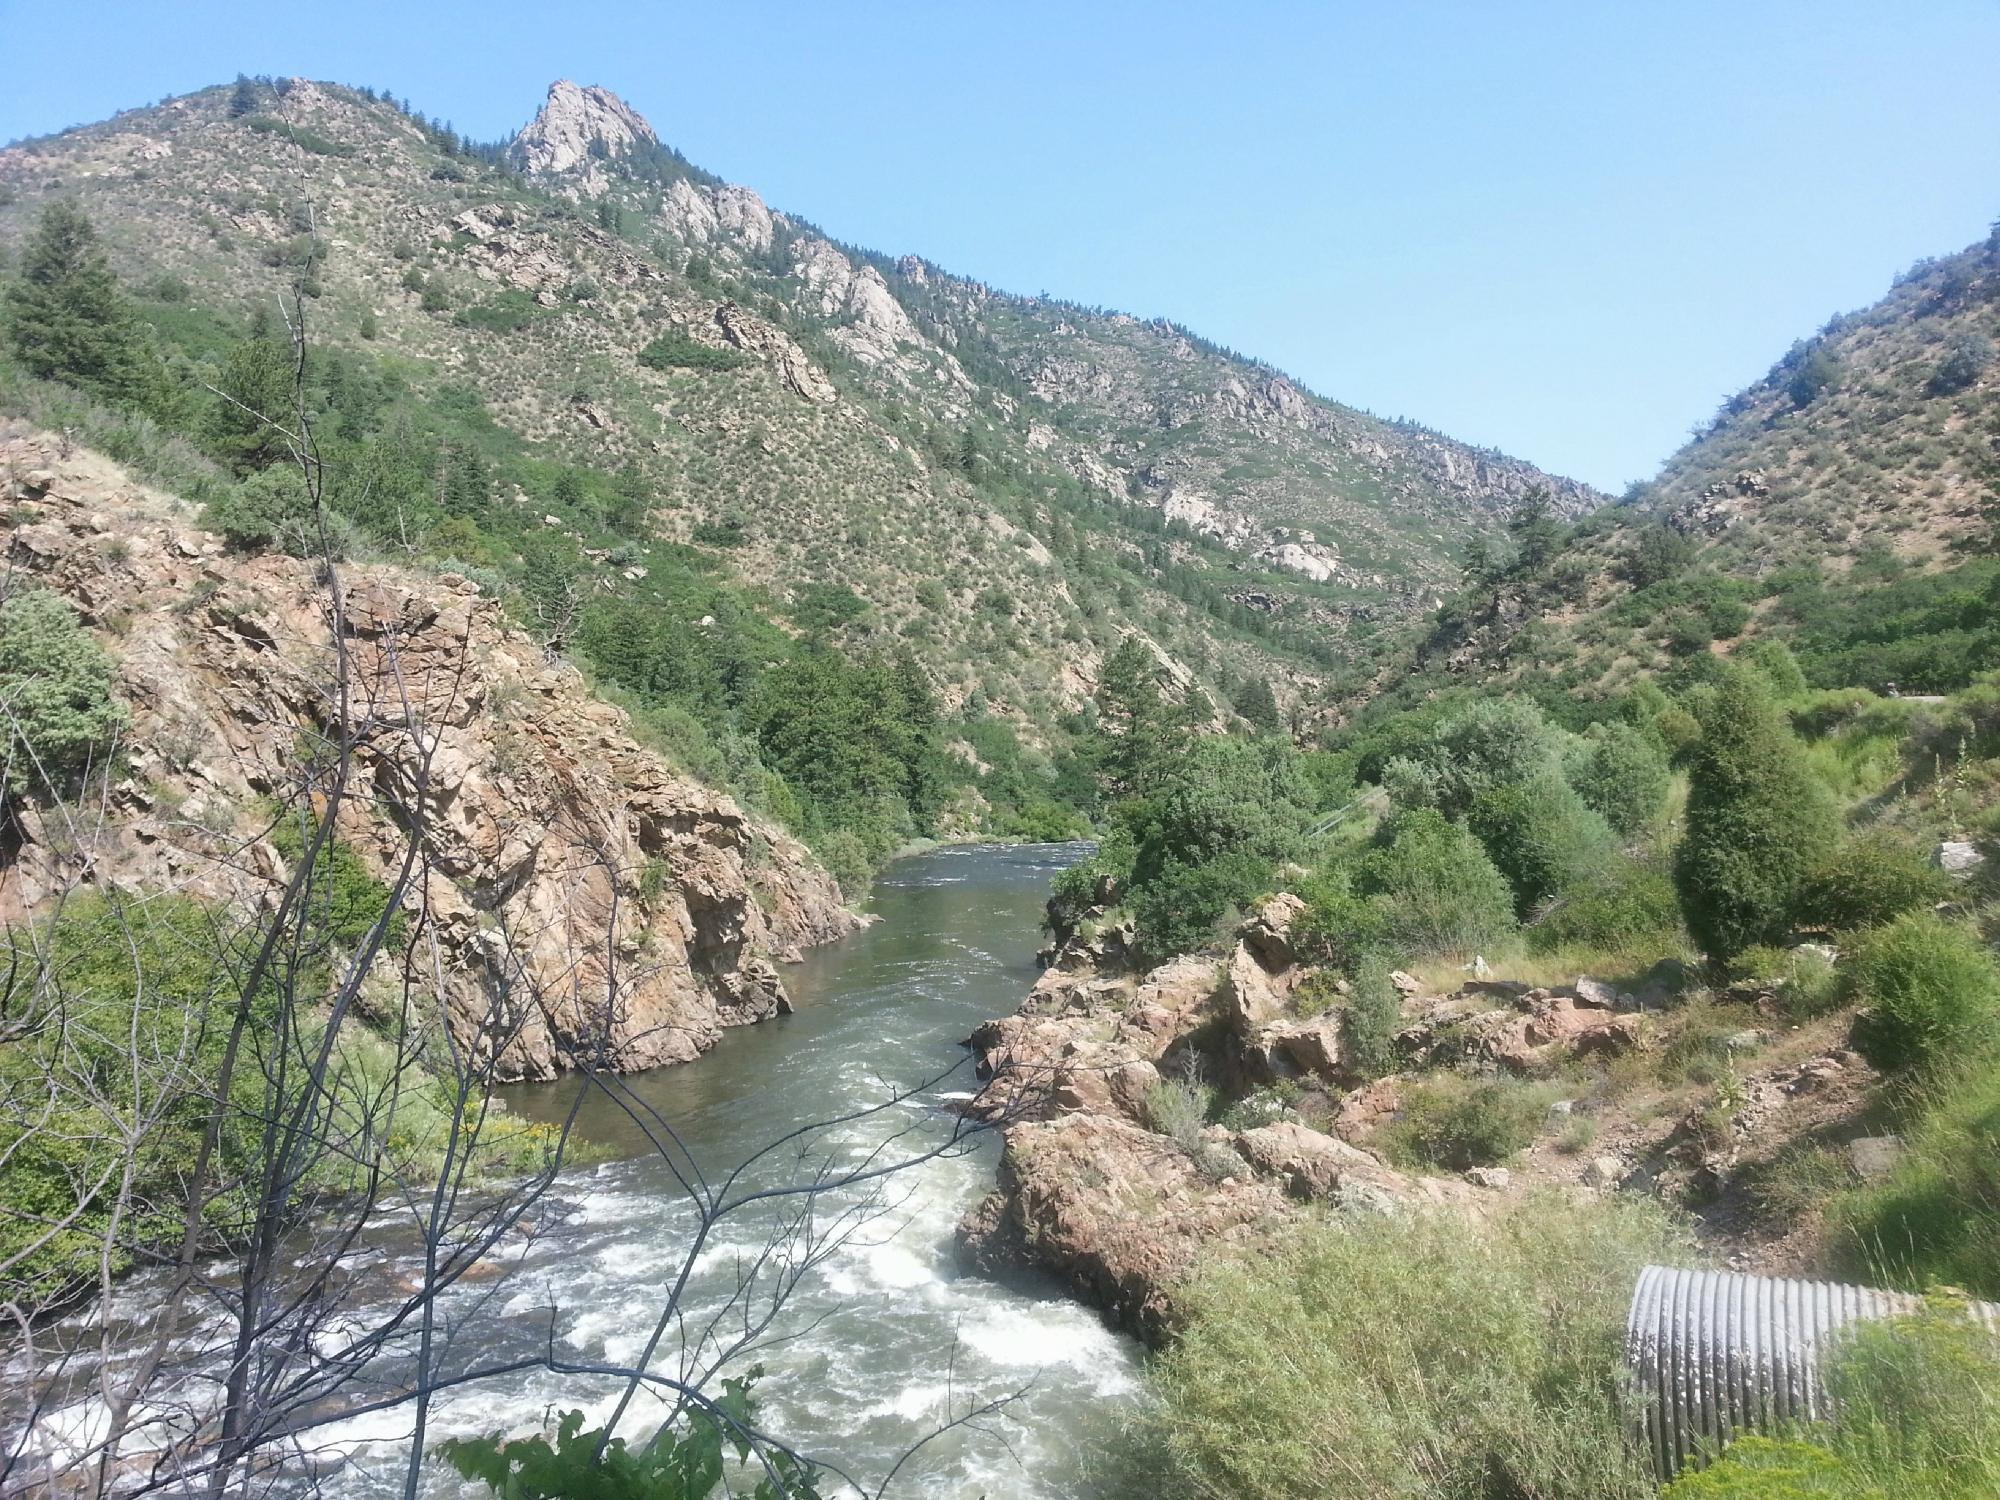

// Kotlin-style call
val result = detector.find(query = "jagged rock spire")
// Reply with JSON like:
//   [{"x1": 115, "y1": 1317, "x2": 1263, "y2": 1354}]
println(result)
[{"x1": 511, "y1": 80, "x2": 656, "y2": 174}]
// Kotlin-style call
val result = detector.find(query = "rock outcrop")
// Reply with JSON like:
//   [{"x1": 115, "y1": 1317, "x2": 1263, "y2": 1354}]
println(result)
[
  {"x1": 956, "y1": 897, "x2": 1469, "y2": 1338},
  {"x1": 957, "y1": 1111, "x2": 1293, "y2": 1342},
  {"x1": 1, "y1": 433, "x2": 856, "y2": 1080},
  {"x1": 511, "y1": 79, "x2": 658, "y2": 179}
]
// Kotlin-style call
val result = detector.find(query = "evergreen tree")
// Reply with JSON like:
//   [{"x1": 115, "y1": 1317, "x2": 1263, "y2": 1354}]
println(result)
[
  {"x1": 440, "y1": 445, "x2": 491, "y2": 518},
  {"x1": 1673, "y1": 665, "x2": 1840, "y2": 960},
  {"x1": 1094, "y1": 635, "x2": 1189, "y2": 794},
  {"x1": 206, "y1": 331, "x2": 296, "y2": 471},
  {"x1": 1505, "y1": 486, "x2": 1562, "y2": 577},
  {"x1": 2, "y1": 200, "x2": 141, "y2": 400},
  {"x1": 1231, "y1": 676, "x2": 1282, "y2": 733},
  {"x1": 229, "y1": 74, "x2": 258, "y2": 118},
  {"x1": 0, "y1": 590, "x2": 125, "y2": 778}
]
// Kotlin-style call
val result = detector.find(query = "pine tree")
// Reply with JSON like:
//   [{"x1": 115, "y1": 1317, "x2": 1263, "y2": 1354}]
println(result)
[
  {"x1": 1672, "y1": 665, "x2": 1840, "y2": 960},
  {"x1": 229, "y1": 74, "x2": 258, "y2": 118},
  {"x1": 2, "y1": 200, "x2": 140, "y2": 400},
  {"x1": 440, "y1": 445, "x2": 491, "y2": 518},
  {"x1": 206, "y1": 332, "x2": 297, "y2": 472},
  {"x1": 1505, "y1": 486, "x2": 1561, "y2": 577},
  {"x1": 1231, "y1": 676, "x2": 1282, "y2": 733}
]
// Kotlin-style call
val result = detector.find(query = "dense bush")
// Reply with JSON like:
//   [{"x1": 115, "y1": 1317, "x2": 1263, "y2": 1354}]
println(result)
[
  {"x1": 205, "y1": 463, "x2": 317, "y2": 552},
  {"x1": 1379, "y1": 698, "x2": 1563, "y2": 820},
  {"x1": 454, "y1": 289, "x2": 545, "y2": 334},
  {"x1": 1152, "y1": 1195, "x2": 1684, "y2": 1500},
  {"x1": 1791, "y1": 834, "x2": 1953, "y2": 934},
  {"x1": 1674, "y1": 666, "x2": 1841, "y2": 960},
  {"x1": 1387, "y1": 1073, "x2": 1555, "y2": 1170},
  {"x1": 1353, "y1": 809, "x2": 1518, "y2": 957},
  {"x1": 1129, "y1": 851, "x2": 1272, "y2": 965},
  {"x1": 1567, "y1": 721, "x2": 1672, "y2": 836},
  {"x1": 241, "y1": 115, "x2": 355, "y2": 157},
  {"x1": 1527, "y1": 857, "x2": 1685, "y2": 957},
  {"x1": 1927, "y1": 330, "x2": 1992, "y2": 396},
  {"x1": 0, "y1": 896, "x2": 245, "y2": 1304},
  {"x1": 1109, "y1": 734, "x2": 1311, "y2": 962},
  {"x1": 1467, "y1": 771, "x2": 1618, "y2": 919},
  {"x1": 1845, "y1": 913, "x2": 2000, "y2": 1073},
  {"x1": 638, "y1": 331, "x2": 750, "y2": 372},
  {"x1": 0, "y1": 590, "x2": 125, "y2": 780},
  {"x1": 1290, "y1": 867, "x2": 1388, "y2": 971}
]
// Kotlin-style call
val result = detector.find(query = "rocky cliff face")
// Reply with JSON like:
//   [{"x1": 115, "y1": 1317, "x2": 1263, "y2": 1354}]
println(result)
[{"x1": 1, "y1": 431, "x2": 856, "y2": 1080}]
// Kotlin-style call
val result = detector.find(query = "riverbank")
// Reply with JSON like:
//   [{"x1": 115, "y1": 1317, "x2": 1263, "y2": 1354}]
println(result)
[{"x1": 956, "y1": 890, "x2": 1879, "y2": 1342}]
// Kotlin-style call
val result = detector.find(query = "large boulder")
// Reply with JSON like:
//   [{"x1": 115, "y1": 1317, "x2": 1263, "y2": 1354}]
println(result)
[{"x1": 957, "y1": 1112, "x2": 1293, "y2": 1341}]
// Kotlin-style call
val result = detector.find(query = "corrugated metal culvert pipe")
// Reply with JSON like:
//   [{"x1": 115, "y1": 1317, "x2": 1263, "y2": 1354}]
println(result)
[{"x1": 1624, "y1": 1264, "x2": 2000, "y2": 1479}]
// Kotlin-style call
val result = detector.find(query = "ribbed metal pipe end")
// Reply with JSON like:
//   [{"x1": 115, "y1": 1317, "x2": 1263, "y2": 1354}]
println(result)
[{"x1": 1625, "y1": 1264, "x2": 1999, "y2": 1479}]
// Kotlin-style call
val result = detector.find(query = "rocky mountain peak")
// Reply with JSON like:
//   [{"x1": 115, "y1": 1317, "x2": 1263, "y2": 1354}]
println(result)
[{"x1": 511, "y1": 79, "x2": 657, "y2": 175}]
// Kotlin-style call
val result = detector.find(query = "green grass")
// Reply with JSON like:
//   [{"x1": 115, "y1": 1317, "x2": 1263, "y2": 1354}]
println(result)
[
  {"x1": 1151, "y1": 1194, "x2": 1688, "y2": 1500},
  {"x1": 1831, "y1": 1060, "x2": 2000, "y2": 1299}
]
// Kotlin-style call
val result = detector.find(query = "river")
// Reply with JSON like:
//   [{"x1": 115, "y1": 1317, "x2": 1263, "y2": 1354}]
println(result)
[{"x1": 316, "y1": 840, "x2": 1147, "y2": 1497}]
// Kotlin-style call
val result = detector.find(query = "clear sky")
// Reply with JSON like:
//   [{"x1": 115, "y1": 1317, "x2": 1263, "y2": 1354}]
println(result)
[{"x1": 4, "y1": 1, "x2": 1996, "y2": 492}]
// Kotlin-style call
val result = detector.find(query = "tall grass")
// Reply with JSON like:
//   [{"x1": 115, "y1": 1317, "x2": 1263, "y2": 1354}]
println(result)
[{"x1": 1151, "y1": 1194, "x2": 1689, "y2": 1500}]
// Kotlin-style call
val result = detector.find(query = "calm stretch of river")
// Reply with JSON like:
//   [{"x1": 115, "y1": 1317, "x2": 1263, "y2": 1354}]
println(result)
[{"x1": 319, "y1": 841, "x2": 1145, "y2": 1497}]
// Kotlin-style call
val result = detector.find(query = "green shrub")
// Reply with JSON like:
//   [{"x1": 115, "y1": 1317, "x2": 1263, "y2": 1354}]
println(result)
[
  {"x1": 1668, "y1": 1303, "x2": 2000, "y2": 1498},
  {"x1": 1344, "y1": 953, "x2": 1404, "y2": 1080},
  {"x1": 0, "y1": 590, "x2": 125, "y2": 779},
  {"x1": 0, "y1": 895, "x2": 241, "y2": 1306},
  {"x1": 1467, "y1": 771, "x2": 1618, "y2": 919},
  {"x1": 1152, "y1": 1194, "x2": 1684, "y2": 1500},
  {"x1": 1528, "y1": 858, "x2": 1684, "y2": 957},
  {"x1": 205, "y1": 464, "x2": 316, "y2": 553},
  {"x1": 1129, "y1": 851, "x2": 1270, "y2": 965},
  {"x1": 1736, "y1": 638, "x2": 1810, "y2": 699},
  {"x1": 242, "y1": 115, "x2": 355, "y2": 157},
  {"x1": 1219, "y1": 1082, "x2": 1298, "y2": 1132},
  {"x1": 1846, "y1": 913, "x2": 2000, "y2": 1073},
  {"x1": 1291, "y1": 867, "x2": 1389, "y2": 970},
  {"x1": 267, "y1": 809, "x2": 408, "y2": 957},
  {"x1": 454, "y1": 289, "x2": 545, "y2": 334},
  {"x1": 811, "y1": 828, "x2": 872, "y2": 896},
  {"x1": 1378, "y1": 697, "x2": 1565, "y2": 820},
  {"x1": 1568, "y1": 721, "x2": 1673, "y2": 836},
  {"x1": 1675, "y1": 666, "x2": 1841, "y2": 961},
  {"x1": 1355, "y1": 809, "x2": 1517, "y2": 958},
  {"x1": 1143, "y1": 1070, "x2": 1238, "y2": 1180},
  {"x1": 1792, "y1": 835, "x2": 1953, "y2": 934},
  {"x1": 638, "y1": 331, "x2": 750, "y2": 372},
  {"x1": 1387, "y1": 1073, "x2": 1556, "y2": 1170}
]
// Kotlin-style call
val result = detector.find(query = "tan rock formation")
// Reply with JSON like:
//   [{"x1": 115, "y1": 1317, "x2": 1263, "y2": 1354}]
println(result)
[
  {"x1": 511, "y1": 80, "x2": 658, "y2": 178},
  {"x1": 1, "y1": 433, "x2": 855, "y2": 1081}
]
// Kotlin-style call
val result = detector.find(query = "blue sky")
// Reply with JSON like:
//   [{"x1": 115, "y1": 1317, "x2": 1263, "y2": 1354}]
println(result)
[{"x1": 4, "y1": 1, "x2": 1996, "y2": 492}]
